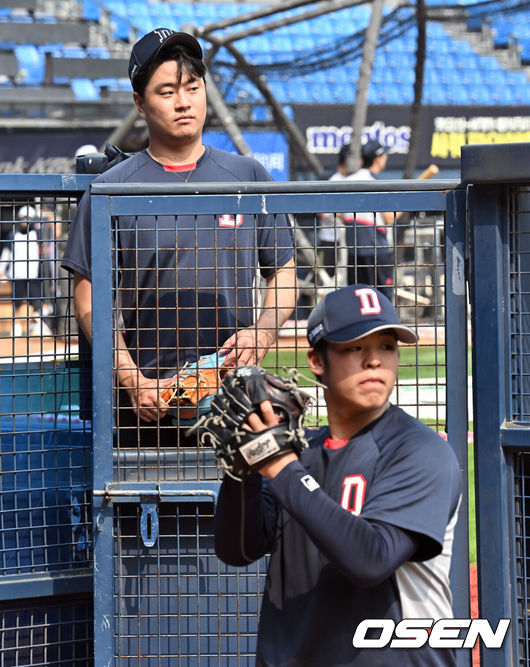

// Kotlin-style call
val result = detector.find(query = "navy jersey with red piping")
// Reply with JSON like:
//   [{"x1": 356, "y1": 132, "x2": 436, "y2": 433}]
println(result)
[
  {"x1": 215, "y1": 404, "x2": 462, "y2": 666},
  {"x1": 346, "y1": 168, "x2": 389, "y2": 257},
  {"x1": 61, "y1": 146, "x2": 294, "y2": 375}
]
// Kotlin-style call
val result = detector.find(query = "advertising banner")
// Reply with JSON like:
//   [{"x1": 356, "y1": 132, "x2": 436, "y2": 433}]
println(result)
[
  {"x1": 0, "y1": 129, "x2": 289, "y2": 179},
  {"x1": 294, "y1": 104, "x2": 530, "y2": 174},
  {"x1": 0, "y1": 131, "x2": 109, "y2": 174}
]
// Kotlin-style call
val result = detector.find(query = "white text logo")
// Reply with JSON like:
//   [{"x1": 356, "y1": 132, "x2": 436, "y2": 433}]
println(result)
[
  {"x1": 301, "y1": 475, "x2": 320, "y2": 492},
  {"x1": 352, "y1": 618, "x2": 510, "y2": 649}
]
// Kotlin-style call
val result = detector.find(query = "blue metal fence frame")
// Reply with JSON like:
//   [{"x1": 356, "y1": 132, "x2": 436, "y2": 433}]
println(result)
[
  {"x1": 468, "y1": 182, "x2": 514, "y2": 667},
  {"x1": 0, "y1": 174, "x2": 96, "y2": 664},
  {"x1": 89, "y1": 179, "x2": 469, "y2": 665},
  {"x1": 0, "y1": 174, "x2": 94, "y2": 605},
  {"x1": 463, "y1": 142, "x2": 530, "y2": 667}
]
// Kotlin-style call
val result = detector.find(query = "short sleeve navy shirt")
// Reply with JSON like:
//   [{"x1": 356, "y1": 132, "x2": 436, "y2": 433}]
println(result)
[{"x1": 62, "y1": 146, "x2": 294, "y2": 374}]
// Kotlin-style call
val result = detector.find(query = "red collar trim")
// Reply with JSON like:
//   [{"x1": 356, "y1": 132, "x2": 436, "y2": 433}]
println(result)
[
  {"x1": 163, "y1": 162, "x2": 197, "y2": 173},
  {"x1": 324, "y1": 436, "x2": 349, "y2": 450}
]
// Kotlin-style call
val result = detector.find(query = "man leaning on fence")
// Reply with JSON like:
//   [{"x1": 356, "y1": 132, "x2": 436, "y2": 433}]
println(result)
[{"x1": 61, "y1": 27, "x2": 297, "y2": 447}]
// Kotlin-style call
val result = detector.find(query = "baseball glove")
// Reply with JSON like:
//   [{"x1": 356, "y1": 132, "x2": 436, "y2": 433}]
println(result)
[
  {"x1": 196, "y1": 366, "x2": 312, "y2": 480},
  {"x1": 161, "y1": 351, "x2": 228, "y2": 426}
]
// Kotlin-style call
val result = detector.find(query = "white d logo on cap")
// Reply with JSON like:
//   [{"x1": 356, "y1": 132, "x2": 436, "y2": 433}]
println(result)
[{"x1": 354, "y1": 288, "x2": 382, "y2": 315}]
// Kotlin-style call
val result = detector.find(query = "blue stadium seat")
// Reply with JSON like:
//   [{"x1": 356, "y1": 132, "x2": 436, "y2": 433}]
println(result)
[
  {"x1": 424, "y1": 68, "x2": 441, "y2": 86},
  {"x1": 468, "y1": 85, "x2": 491, "y2": 104},
  {"x1": 14, "y1": 44, "x2": 44, "y2": 84},
  {"x1": 111, "y1": 16, "x2": 131, "y2": 40},
  {"x1": 193, "y1": 3, "x2": 219, "y2": 23},
  {"x1": 61, "y1": 46, "x2": 87, "y2": 58},
  {"x1": 269, "y1": 34, "x2": 293, "y2": 54},
  {"x1": 447, "y1": 85, "x2": 469, "y2": 105},
  {"x1": 95, "y1": 77, "x2": 118, "y2": 90},
  {"x1": 505, "y1": 71, "x2": 530, "y2": 103},
  {"x1": 105, "y1": 0, "x2": 126, "y2": 15},
  {"x1": 71, "y1": 78, "x2": 99, "y2": 100},
  {"x1": 171, "y1": 2, "x2": 195, "y2": 23},
  {"x1": 149, "y1": 2, "x2": 172, "y2": 25},
  {"x1": 466, "y1": 15, "x2": 483, "y2": 32},
  {"x1": 461, "y1": 69, "x2": 484, "y2": 87},
  {"x1": 424, "y1": 85, "x2": 447, "y2": 105},
  {"x1": 367, "y1": 85, "x2": 380, "y2": 105},
  {"x1": 85, "y1": 46, "x2": 110, "y2": 58},
  {"x1": 492, "y1": 22, "x2": 513, "y2": 48},
  {"x1": 115, "y1": 78, "x2": 132, "y2": 91},
  {"x1": 8, "y1": 15, "x2": 33, "y2": 23},
  {"x1": 395, "y1": 69, "x2": 414, "y2": 86},
  {"x1": 520, "y1": 38, "x2": 530, "y2": 64},
  {"x1": 82, "y1": 0, "x2": 100, "y2": 22}
]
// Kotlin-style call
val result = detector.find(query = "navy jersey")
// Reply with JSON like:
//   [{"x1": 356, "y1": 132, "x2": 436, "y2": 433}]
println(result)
[
  {"x1": 346, "y1": 168, "x2": 389, "y2": 257},
  {"x1": 215, "y1": 405, "x2": 462, "y2": 666},
  {"x1": 62, "y1": 146, "x2": 294, "y2": 374}
]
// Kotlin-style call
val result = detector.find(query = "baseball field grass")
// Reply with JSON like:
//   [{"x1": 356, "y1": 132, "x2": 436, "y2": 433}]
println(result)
[{"x1": 263, "y1": 344, "x2": 472, "y2": 383}]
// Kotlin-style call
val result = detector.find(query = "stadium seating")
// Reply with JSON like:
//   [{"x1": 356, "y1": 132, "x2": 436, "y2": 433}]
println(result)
[{"x1": 1, "y1": 0, "x2": 530, "y2": 108}]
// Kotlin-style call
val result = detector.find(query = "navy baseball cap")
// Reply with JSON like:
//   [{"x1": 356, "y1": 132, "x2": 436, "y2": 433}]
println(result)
[
  {"x1": 362, "y1": 140, "x2": 387, "y2": 162},
  {"x1": 128, "y1": 27, "x2": 203, "y2": 83},
  {"x1": 307, "y1": 284, "x2": 417, "y2": 346}
]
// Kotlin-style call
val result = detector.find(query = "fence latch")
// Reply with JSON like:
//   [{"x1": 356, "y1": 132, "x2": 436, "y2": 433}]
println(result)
[{"x1": 140, "y1": 503, "x2": 159, "y2": 547}]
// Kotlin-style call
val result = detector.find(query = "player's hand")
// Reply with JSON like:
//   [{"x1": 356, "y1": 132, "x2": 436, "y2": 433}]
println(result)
[
  {"x1": 245, "y1": 399, "x2": 281, "y2": 431},
  {"x1": 426, "y1": 164, "x2": 439, "y2": 177},
  {"x1": 123, "y1": 372, "x2": 173, "y2": 423},
  {"x1": 245, "y1": 400, "x2": 297, "y2": 479},
  {"x1": 220, "y1": 327, "x2": 276, "y2": 368}
]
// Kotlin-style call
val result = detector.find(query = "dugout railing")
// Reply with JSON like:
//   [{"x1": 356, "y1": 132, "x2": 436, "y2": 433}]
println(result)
[{"x1": 0, "y1": 173, "x2": 473, "y2": 665}]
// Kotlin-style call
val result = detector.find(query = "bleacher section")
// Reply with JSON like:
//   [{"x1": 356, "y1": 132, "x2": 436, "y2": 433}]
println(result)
[{"x1": 0, "y1": 0, "x2": 529, "y2": 108}]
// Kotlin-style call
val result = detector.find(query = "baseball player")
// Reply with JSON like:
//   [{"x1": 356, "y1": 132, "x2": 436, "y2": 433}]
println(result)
[
  {"x1": 347, "y1": 140, "x2": 439, "y2": 299},
  {"x1": 61, "y1": 28, "x2": 297, "y2": 446},
  {"x1": 214, "y1": 284, "x2": 462, "y2": 666},
  {"x1": 317, "y1": 143, "x2": 358, "y2": 278}
]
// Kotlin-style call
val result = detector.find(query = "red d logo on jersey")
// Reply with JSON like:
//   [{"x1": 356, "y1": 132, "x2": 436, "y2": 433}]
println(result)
[
  {"x1": 219, "y1": 214, "x2": 243, "y2": 228},
  {"x1": 355, "y1": 287, "x2": 382, "y2": 315}
]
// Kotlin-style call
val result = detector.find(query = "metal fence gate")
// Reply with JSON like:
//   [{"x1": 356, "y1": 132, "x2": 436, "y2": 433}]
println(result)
[
  {"x1": 465, "y1": 142, "x2": 530, "y2": 667},
  {"x1": 0, "y1": 173, "x2": 471, "y2": 665},
  {"x1": 89, "y1": 178, "x2": 468, "y2": 665}
]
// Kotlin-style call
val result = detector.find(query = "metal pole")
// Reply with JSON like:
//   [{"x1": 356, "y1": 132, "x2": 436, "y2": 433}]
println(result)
[
  {"x1": 348, "y1": 0, "x2": 384, "y2": 171},
  {"x1": 207, "y1": 34, "x2": 324, "y2": 178},
  {"x1": 204, "y1": 70, "x2": 252, "y2": 157},
  {"x1": 104, "y1": 104, "x2": 141, "y2": 151}
]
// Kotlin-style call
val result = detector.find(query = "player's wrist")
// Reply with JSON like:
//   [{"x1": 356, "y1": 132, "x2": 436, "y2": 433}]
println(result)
[
  {"x1": 258, "y1": 451, "x2": 298, "y2": 479},
  {"x1": 255, "y1": 325, "x2": 276, "y2": 348},
  {"x1": 117, "y1": 366, "x2": 143, "y2": 388}
]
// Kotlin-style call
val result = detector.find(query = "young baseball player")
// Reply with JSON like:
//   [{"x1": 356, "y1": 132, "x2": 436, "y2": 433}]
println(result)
[
  {"x1": 62, "y1": 28, "x2": 296, "y2": 446},
  {"x1": 214, "y1": 284, "x2": 462, "y2": 666}
]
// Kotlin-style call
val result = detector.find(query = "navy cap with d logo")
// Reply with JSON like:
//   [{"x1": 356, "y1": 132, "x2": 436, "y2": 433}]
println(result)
[
  {"x1": 307, "y1": 284, "x2": 417, "y2": 346},
  {"x1": 128, "y1": 27, "x2": 203, "y2": 83}
]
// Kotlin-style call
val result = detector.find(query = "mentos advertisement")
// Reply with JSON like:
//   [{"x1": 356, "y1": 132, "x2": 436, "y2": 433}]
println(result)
[{"x1": 294, "y1": 104, "x2": 530, "y2": 172}]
